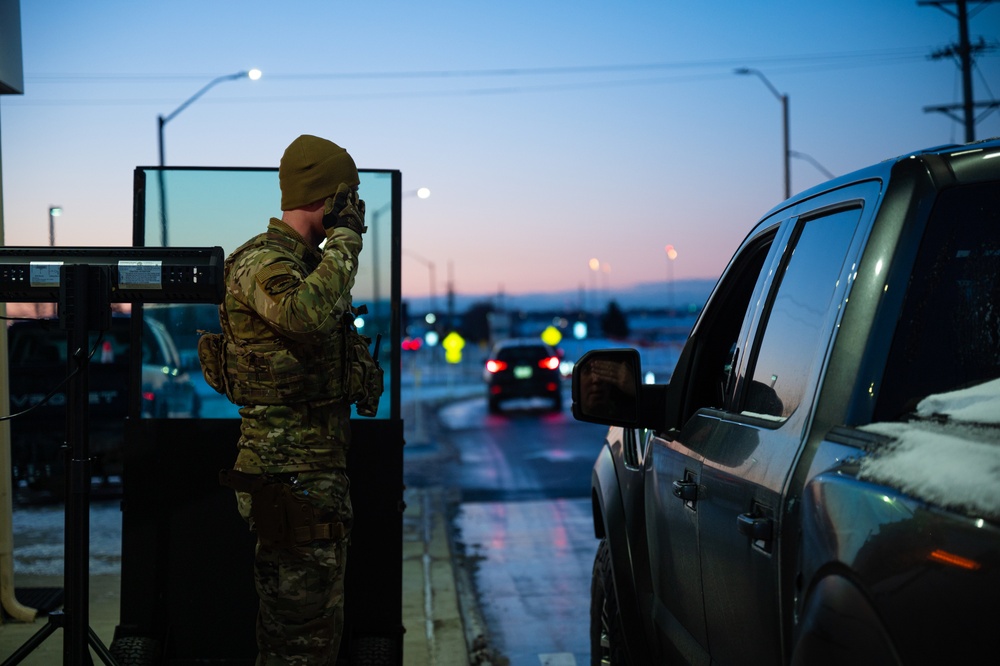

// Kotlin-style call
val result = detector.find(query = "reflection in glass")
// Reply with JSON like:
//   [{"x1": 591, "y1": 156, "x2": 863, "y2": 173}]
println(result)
[
  {"x1": 138, "y1": 168, "x2": 397, "y2": 419},
  {"x1": 576, "y1": 350, "x2": 640, "y2": 425},
  {"x1": 745, "y1": 209, "x2": 861, "y2": 420}
]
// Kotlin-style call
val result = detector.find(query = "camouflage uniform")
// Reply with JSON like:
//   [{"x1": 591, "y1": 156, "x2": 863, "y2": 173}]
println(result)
[{"x1": 222, "y1": 216, "x2": 363, "y2": 665}]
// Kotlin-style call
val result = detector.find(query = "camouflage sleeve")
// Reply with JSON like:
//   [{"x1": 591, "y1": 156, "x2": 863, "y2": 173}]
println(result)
[{"x1": 243, "y1": 228, "x2": 363, "y2": 342}]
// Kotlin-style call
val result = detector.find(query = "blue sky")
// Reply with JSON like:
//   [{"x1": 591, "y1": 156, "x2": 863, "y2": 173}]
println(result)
[{"x1": 1, "y1": 1, "x2": 998, "y2": 302}]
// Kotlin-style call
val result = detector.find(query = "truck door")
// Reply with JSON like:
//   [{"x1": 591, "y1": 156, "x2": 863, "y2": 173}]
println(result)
[
  {"x1": 646, "y1": 225, "x2": 780, "y2": 664},
  {"x1": 696, "y1": 202, "x2": 867, "y2": 665}
]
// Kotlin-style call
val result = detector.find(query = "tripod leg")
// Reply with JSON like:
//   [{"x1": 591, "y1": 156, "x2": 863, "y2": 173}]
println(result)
[
  {"x1": 0, "y1": 611, "x2": 63, "y2": 666},
  {"x1": 88, "y1": 628, "x2": 119, "y2": 666}
]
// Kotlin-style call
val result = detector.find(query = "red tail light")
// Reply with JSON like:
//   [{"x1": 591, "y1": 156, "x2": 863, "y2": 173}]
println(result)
[
  {"x1": 538, "y1": 356, "x2": 560, "y2": 371},
  {"x1": 486, "y1": 359, "x2": 508, "y2": 373}
]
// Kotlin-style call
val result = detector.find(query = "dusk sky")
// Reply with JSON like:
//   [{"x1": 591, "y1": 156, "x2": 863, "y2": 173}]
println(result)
[{"x1": 1, "y1": 1, "x2": 997, "y2": 304}]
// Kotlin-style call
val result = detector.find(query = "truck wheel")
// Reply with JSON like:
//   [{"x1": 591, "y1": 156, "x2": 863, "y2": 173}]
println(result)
[
  {"x1": 591, "y1": 539, "x2": 630, "y2": 666},
  {"x1": 488, "y1": 396, "x2": 502, "y2": 414},
  {"x1": 109, "y1": 635, "x2": 161, "y2": 666}
]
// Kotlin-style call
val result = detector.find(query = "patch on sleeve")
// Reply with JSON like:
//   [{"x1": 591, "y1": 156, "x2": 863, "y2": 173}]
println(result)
[{"x1": 254, "y1": 263, "x2": 299, "y2": 297}]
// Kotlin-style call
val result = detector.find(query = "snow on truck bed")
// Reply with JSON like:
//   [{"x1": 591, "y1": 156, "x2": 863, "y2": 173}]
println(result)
[{"x1": 858, "y1": 378, "x2": 1000, "y2": 523}]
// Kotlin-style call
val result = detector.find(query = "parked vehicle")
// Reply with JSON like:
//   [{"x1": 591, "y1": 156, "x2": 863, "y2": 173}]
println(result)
[
  {"x1": 6, "y1": 314, "x2": 199, "y2": 498},
  {"x1": 484, "y1": 338, "x2": 563, "y2": 413},
  {"x1": 573, "y1": 139, "x2": 1000, "y2": 665}
]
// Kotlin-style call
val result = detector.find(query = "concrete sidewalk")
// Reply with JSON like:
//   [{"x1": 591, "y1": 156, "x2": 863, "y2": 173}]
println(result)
[
  {"x1": 402, "y1": 486, "x2": 471, "y2": 666},
  {"x1": 0, "y1": 485, "x2": 469, "y2": 665}
]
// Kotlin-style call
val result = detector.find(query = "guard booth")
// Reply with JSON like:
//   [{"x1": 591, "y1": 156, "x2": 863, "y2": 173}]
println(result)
[{"x1": 114, "y1": 167, "x2": 405, "y2": 664}]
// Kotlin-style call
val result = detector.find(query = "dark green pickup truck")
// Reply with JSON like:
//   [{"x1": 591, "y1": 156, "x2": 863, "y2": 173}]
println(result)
[{"x1": 574, "y1": 139, "x2": 1000, "y2": 665}]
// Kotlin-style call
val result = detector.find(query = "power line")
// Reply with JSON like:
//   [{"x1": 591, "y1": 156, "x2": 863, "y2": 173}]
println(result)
[
  {"x1": 23, "y1": 47, "x2": 935, "y2": 83},
  {"x1": 2, "y1": 49, "x2": 945, "y2": 109}
]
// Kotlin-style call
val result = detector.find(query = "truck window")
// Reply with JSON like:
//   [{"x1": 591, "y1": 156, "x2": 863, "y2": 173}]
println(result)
[
  {"x1": 875, "y1": 181, "x2": 1000, "y2": 420},
  {"x1": 742, "y1": 207, "x2": 862, "y2": 421},
  {"x1": 679, "y1": 231, "x2": 774, "y2": 424}
]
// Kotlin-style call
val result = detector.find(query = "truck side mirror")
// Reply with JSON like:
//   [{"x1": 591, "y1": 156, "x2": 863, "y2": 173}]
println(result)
[{"x1": 571, "y1": 349, "x2": 643, "y2": 427}]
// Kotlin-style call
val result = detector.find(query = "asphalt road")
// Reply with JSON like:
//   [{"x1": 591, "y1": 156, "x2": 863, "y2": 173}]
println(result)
[{"x1": 427, "y1": 389, "x2": 611, "y2": 666}]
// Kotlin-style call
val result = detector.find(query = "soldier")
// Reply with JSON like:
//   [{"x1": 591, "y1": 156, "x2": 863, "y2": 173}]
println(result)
[{"x1": 210, "y1": 134, "x2": 367, "y2": 665}]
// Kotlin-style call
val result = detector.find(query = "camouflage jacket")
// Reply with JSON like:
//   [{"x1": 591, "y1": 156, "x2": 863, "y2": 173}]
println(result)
[{"x1": 222, "y1": 218, "x2": 363, "y2": 473}]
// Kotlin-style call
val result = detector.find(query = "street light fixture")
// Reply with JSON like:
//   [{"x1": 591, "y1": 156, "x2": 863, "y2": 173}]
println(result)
[
  {"x1": 588, "y1": 257, "x2": 601, "y2": 313},
  {"x1": 735, "y1": 67, "x2": 790, "y2": 200},
  {"x1": 157, "y1": 68, "x2": 261, "y2": 246},
  {"x1": 665, "y1": 243, "x2": 677, "y2": 310},
  {"x1": 48, "y1": 206, "x2": 62, "y2": 246}
]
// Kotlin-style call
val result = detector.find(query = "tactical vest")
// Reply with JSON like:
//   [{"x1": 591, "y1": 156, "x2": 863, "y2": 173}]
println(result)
[{"x1": 199, "y1": 230, "x2": 347, "y2": 406}]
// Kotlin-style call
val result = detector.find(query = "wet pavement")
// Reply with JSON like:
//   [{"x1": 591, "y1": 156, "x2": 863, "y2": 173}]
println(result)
[{"x1": 454, "y1": 499, "x2": 593, "y2": 665}]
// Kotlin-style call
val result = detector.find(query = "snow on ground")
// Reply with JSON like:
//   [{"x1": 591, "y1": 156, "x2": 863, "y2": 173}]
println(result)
[{"x1": 858, "y1": 378, "x2": 1000, "y2": 522}]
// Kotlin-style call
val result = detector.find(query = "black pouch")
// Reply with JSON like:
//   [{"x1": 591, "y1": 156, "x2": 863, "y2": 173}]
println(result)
[
  {"x1": 220, "y1": 469, "x2": 328, "y2": 549},
  {"x1": 250, "y1": 480, "x2": 306, "y2": 549}
]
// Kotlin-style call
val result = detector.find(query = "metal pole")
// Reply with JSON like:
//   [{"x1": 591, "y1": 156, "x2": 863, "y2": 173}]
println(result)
[
  {"x1": 156, "y1": 70, "x2": 257, "y2": 247},
  {"x1": 957, "y1": 0, "x2": 975, "y2": 141},
  {"x1": 158, "y1": 116, "x2": 167, "y2": 247},
  {"x1": 735, "y1": 68, "x2": 791, "y2": 200},
  {"x1": 782, "y1": 94, "x2": 791, "y2": 199},
  {"x1": 404, "y1": 250, "x2": 437, "y2": 315}
]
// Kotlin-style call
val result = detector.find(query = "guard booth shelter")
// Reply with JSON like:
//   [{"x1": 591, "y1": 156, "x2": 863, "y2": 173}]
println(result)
[{"x1": 116, "y1": 167, "x2": 405, "y2": 664}]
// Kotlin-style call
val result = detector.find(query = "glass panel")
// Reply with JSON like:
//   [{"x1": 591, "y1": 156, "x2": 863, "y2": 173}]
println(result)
[
  {"x1": 137, "y1": 167, "x2": 398, "y2": 420},
  {"x1": 679, "y1": 230, "x2": 775, "y2": 425},
  {"x1": 744, "y1": 208, "x2": 861, "y2": 421},
  {"x1": 875, "y1": 181, "x2": 1000, "y2": 420}
]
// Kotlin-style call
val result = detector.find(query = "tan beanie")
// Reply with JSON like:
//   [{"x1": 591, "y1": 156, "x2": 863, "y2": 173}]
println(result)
[{"x1": 279, "y1": 135, "x2": 359, "y2": 211}]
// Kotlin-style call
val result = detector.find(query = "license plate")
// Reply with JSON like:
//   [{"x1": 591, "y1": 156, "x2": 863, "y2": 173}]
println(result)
[{"x1": 513, "y1": 365, "x2": 533, "y2": 379}]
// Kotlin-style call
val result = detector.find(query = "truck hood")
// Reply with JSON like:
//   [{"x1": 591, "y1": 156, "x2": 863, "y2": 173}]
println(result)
[{"x1": 857, "y1": 377, "x2": 1000, "y2": 523}]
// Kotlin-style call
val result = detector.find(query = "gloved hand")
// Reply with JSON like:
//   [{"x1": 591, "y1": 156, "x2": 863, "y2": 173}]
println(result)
[{"x1": 322, "y1": 183, "x2": 367, "y2": 235}]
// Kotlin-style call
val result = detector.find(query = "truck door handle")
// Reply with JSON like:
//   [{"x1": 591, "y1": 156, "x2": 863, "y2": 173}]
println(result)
[
  {"x1": 736, "y1": 513, "x2": 773, "y2": 541},
  {"x1": 672, "y1": 480, "x2": 698, "y2": 502}
]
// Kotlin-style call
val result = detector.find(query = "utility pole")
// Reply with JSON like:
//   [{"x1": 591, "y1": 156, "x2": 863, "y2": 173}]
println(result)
[
  {"x1": 919, "y1": 0, "x2": 999, "y2": 142},
  {"x1": 446, "y1": 260, "x2": 455, "y2": 331}
]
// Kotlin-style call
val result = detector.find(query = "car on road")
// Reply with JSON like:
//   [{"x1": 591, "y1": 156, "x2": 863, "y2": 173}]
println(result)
[
  {"x1": 484, "y1": 338, "x2": 563, "y2": 414},
  {"x1": 573, "y1": 139, "x2": 1000, "y2": 665},
  {"x1": 7, "y1": 314, "x2": 199, "y2": 498}
]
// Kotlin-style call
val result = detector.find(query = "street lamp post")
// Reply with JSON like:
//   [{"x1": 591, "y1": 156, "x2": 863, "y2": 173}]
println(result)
[
  {"x1": 370, "y1": 187, "x2": 431, "y2": 321},
  {"x1": 403, "y1": 249, "x2": 437, "y2": 316},
  {"x1": 735, "y1": 67, "x2": 790, "y2": 200},
  {"x1": 157, "y1": 69, "x2": 261, "y2": 246},
  {"x1": 48, "y1": 206, "x2": 62, "y2": 246}
]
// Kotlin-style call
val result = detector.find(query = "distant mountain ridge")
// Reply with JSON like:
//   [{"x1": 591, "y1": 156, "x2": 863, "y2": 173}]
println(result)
[{"x1": 402, "y1": 278, "x2": 717, "y2": 313}]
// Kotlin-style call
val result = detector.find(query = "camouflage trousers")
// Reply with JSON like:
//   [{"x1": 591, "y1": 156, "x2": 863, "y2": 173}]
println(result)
[{"x1": 236, "y1": 469, "x2": 353, "y2": 666}]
